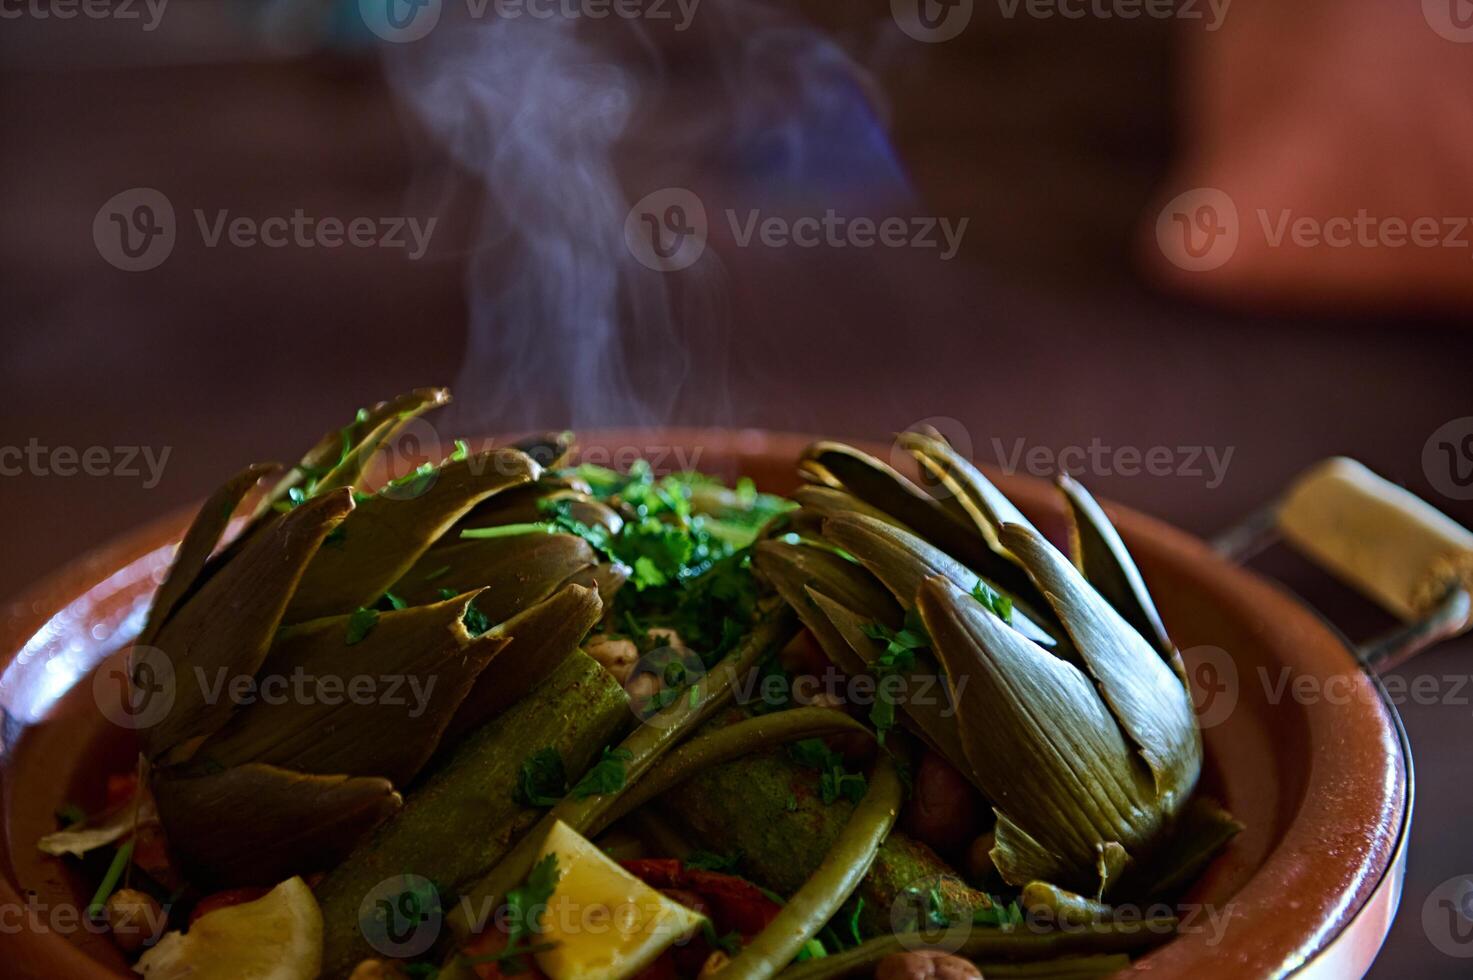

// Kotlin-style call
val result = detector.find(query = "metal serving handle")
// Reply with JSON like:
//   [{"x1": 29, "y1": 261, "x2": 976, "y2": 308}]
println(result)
[{"x1": 1212, "y1": 457, "x2": 1473, "y2": 673}]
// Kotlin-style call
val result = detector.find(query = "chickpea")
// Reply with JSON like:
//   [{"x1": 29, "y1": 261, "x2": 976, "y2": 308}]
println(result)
[
  {"x1": 625, "y1": 671, "x2": 663, "y2": 702},
  {"x1": 875, "y1": 949, "x2": 982, "y2": 980},
  {"x1": 645, "y1": 627, "x2": 688, "y2": 650},
  {"x1": 901, "y1": 751, "x2": 981, "y2": 858},
  {"x1": 585, "y1": 634, "x2": 640, "y2": 684},
  {"x1": 103, "y1": 888, "x2": 163, "y2": 953},
  {"x1": 965, "y1": 831, "x2": 998, "y2": 884},
  {"x1": 698, "y1": 950, "x2": 731, "y2": 979}
]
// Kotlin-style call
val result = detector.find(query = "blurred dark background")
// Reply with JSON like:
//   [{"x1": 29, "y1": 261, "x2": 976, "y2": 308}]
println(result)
[{"x1": 2, "y1": 0, "x2": 1471, "y2": 974}]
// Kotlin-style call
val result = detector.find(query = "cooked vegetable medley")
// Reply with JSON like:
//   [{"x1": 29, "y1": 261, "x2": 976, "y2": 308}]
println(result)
[{"x1": 42, "y1": 389, "x2": 1239, "y2": 980}]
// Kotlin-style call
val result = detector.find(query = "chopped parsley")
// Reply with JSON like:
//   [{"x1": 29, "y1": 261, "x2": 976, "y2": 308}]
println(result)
[
  {"x1": 515, "y1": 747, "x2": 568, "y2": 807},
  {"x1": 502, "y1": 853, "x2": 560, "y2": 973},
  {"x1": 569, "y1": 747, "x2": 633, "y2": 799},
  {"x1": 973, "y1": 900, "x2": 1025, "y2": 929},
  {"x1": 790, "y1": 739, "x2": 867, "y2": 805},
  {"x1": 971, "y1": 581, "x2": 1014, "y2": 622},
  {"x1": 860, "y1": 613, "x2": 930, "y2": 743},
  {"x1": 345, "y1": 607, "x2": 379, "y2": 646}
]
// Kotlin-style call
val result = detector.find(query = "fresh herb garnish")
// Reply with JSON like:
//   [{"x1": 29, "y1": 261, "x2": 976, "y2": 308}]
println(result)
[
  {"x1": 462, "y1": 601, "x2": 492, "y2": 637},
  {"x1": 794, "y1": 937, "x2": 828, "y2": 962},
  {"x1": 860, "y1": 614, "x2": 929, "y2": 743},
  {"x1": 790, "y1": 739, "x2": 867, "y2": 805},
  {"x1": 971, "y1": 581, "x2": 1014, "y2": 623},
  {"x1": 516, "y1": 747, "x2": 568, "y2": 807},
  {"x1": 380, "y1": 591, "x2": 408, "y2": 611},
  {"x1": 503, "y1": 853, "x2": 560, "y2": 973},
  {"x1": 569, "y1": 747, "x2": 633, "y2": 799},
  {"x1": 346, "y1": 607, "x2": 379, "y2": 646},
  {"x1": 973, "y1": 900, "x2": 1024, "y2": 929}
]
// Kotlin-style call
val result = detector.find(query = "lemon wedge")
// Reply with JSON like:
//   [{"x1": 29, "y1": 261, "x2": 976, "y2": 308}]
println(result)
[
  {"x1": 135, "y1": 876, "x2": 322, "y2": 980},
  {"x1": 533, "y1": 820, "x2": 706, "y2": 980}
]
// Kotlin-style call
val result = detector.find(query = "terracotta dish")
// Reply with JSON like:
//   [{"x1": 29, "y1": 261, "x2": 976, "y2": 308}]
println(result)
[{"x1": 1, "y1": 430, "x2": 1465, "y2": 978}]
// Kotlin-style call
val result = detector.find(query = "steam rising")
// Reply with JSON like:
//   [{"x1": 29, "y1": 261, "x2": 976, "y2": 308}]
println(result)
[{"x1": 384, "y1": 3, "x2": 907, "y2": 431}]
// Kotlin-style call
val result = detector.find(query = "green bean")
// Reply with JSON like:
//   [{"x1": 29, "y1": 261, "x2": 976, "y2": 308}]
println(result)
[
  {"x1": 773, "y1": 919, "x2": 1179, "y2": 979},
  {"x1": 597, "y1": 706, "x2": 871, "y2": 830},
  {"x1": 87, "y1": 840, "x2": 135, "y2": 918},
  {"x1": 719, "y1": 753, "x2": 902, "y2": 980},
  {"x1": 447, "y1": 601, "x2": 798, "y2": 940}
]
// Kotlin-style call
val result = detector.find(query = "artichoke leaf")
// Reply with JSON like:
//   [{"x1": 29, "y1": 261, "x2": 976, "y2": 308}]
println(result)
[
  {"x1": 139, "y1": 489, "x2": 355, "y2": 761},
  {"x1": 807, "y1": 589, "x2": 971, "y2": 776},
  {"x1": 1058, "y1": 474, "x2": 1185, "y2": 681},
  {"x1": 791, "y1": 485, "x2": 902, "y2": 529},
  {"x1": 916, "y1": 576, "x2": 1158, "y2": 894},
  {"x1": 800, "y1": 441, "x2": 994, "y2": 568},
  {"x1": 443, "y1": 582, "x2": 605, "y2": 741},
  {"x1": 753, "y1": 539, "x2": 901, "y2": 674},
  {"x1": 1132, "y1": 795, "x2": 1243, "y2": 900},
  {"x1": 898, "y1": 430, "x2": 1037, "y2": 550},
  {"x1": 823, "y1": 513, "x2": 1060, "y2": 650},
  {"x1": 193, "y1": 591, "x2": 509, "y2": 786},
  {"x1": 252, "y1": 387, "x2": 451, "y2": 520},
  {"x1": 556, "y1": 560, "x2": 630, "y2": 611},
  {"x1": 283, "y1": 448, "x2": 539, "y2": 622},
  {"x1": 1000, "y1": 524, "x2": 1201, "y2": 812},
  {"x1": 139, "y1": 462, "x2": 281, "y2": 647},
  {"x1": 153, "y1": 763, "x2": 401, "y2": 889},
  {"x1": 458, "y1": 487, "x2": 622, "y2": 537},
  {"x1": 510, "y1": 430, "x2": 576, "y2": 469},
  {"x1": 394, "y1": 530, "x2": 597, "y2": 624}
]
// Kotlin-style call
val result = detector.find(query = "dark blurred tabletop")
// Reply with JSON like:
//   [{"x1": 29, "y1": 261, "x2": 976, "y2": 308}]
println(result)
[{"x1": 3, "y1": 38, "x2": 1471, "y2": 976}]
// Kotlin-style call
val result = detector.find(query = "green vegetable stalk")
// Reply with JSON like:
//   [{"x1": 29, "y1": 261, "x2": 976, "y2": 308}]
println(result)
[
  {"x1": 661, "y1": 715, "x2": 990, "y2": 936},
  {"x1": 315, "y1": 651, "x2": 629, "y2": 977}
]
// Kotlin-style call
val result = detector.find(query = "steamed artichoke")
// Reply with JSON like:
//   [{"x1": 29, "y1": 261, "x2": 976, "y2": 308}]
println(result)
[{"x1": 754, "y1": 431, "x2": 1239, "y2": 907}]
